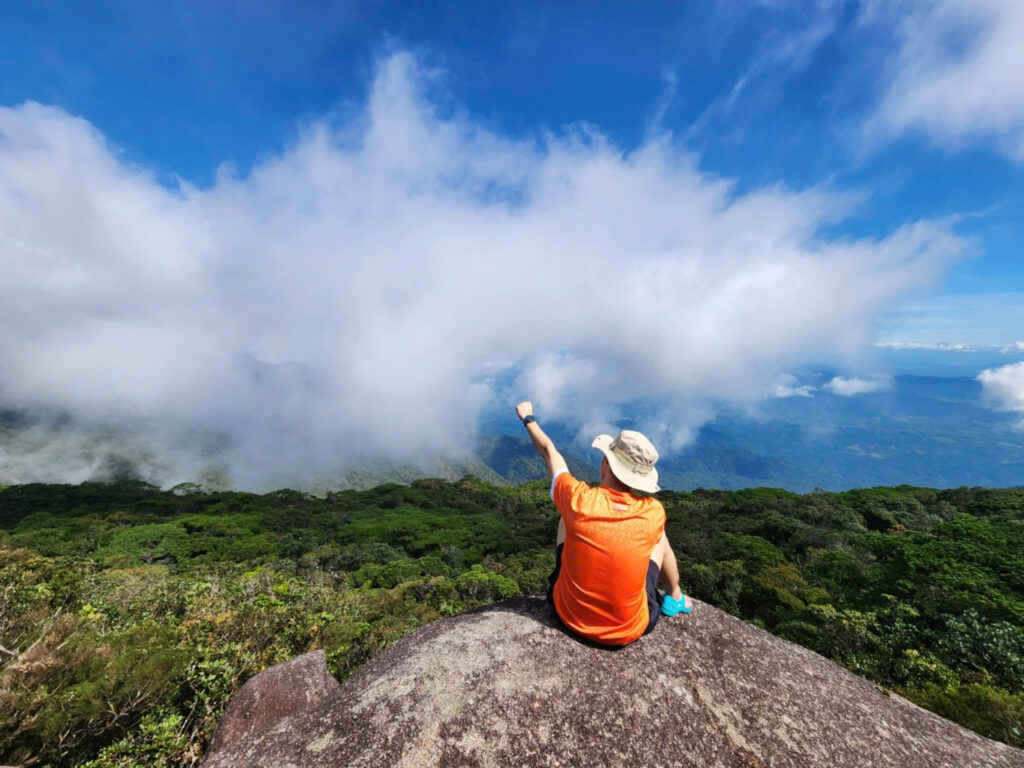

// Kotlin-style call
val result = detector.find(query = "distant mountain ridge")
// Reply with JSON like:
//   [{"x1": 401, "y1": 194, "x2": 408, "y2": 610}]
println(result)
[
  {"x1": 2, "y1": 374, "x2": 1022, "y2": 491},
  {"x1": 0, "y1": 409, "x2": 596, "y2": 492},
  {"x1": 653, "y1": 374, "x2": 1024, "y2": 491}
]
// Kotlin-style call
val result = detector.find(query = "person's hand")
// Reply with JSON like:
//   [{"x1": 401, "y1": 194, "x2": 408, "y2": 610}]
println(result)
[{"x1": 515, "y1": 401, "x2": 533, "y2": 421}]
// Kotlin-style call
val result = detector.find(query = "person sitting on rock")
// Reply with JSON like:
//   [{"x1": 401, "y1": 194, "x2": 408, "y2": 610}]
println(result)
[{"x1": 515, "y1": 401, "x2": 692, "y2": 646}]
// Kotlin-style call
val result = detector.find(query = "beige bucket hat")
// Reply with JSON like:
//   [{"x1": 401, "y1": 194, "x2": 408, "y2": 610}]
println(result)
[{"x1": 592, "y1": 429, "x2": 660, "y2": 493}]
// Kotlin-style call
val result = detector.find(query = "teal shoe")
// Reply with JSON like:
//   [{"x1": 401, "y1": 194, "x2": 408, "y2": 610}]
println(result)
[{"x1": 660, "y1": 593, "x2": 693, "y2": 616}]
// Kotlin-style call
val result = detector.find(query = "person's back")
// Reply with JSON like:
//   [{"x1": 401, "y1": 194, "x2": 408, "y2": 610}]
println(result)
[
  {"x1": 550, "y1": 472, "x2": 665, "y2": 645},
  {"x1": 514, "y1": 401, "x2": 692, "y2": 647}
]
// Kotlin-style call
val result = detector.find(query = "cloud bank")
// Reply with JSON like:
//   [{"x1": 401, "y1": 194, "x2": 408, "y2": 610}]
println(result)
[
  {"x1": 867, "y1": 0, "x2": 1024, "y2": 160},
  {"x1": 978, "y1": 362, "x2": 1024, "y2": 428},
  {"x1": 0, "y1": 52, "x2": 965, "y2": 487}
]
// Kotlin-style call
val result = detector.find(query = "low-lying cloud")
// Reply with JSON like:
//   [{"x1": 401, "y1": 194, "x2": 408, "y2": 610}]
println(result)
[
  {"x1": 0, "y1": 51, "x2": 965, "y2": 488},
  {"x1": 770, "y1": 374, "x2": 815, "y2": 399},
  {"x1": 823, "y1": 376, "x2": 892, "y2": 396},
  {"x1": 769, "y1": 374, "x2": 891, "y2": 399},
  {"x1": 978, "y1": 361, "x2": 1024, "y2": 428}
]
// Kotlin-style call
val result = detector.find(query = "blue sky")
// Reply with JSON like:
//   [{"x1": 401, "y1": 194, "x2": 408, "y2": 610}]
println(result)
[{"x1": 2, "y1": 0, "x2": 1024, "y2": 480}]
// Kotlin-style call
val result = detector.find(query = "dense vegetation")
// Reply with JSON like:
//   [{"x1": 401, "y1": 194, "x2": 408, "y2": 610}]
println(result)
[{"x1": 1, "y1": 479, "x2": 1022, "y2": 766}]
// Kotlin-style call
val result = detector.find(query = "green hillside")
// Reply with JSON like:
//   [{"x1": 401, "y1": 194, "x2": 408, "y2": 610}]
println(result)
[{"x1": 1, "y1": 479, "x2": 1022, "y2": 766}]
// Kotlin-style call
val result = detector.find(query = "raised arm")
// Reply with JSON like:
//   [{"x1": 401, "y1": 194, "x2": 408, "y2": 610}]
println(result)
[{"x1": 515, "y1": 401, "x2": 568, "y2": 479}]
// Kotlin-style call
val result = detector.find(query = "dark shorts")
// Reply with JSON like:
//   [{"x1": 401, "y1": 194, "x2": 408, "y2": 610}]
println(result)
[{"x1": 546, "y1": 543, "x2": 663, "y2": 639}]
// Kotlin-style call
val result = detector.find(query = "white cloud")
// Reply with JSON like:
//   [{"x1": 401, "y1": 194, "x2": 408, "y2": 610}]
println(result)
[
  {"x1": 824, "y1": 376, "x2": 892, "y2": 396},
  {"x1": 690, "y1": 0, "x2": 845, "y2": 137},
  {"x1": 770, "y1": 374, "x2": 816, "y2": 398},
  {"x1": 978, "y1": 361, "x2": 1024, "y2": 427},
  {"x1": 0, "y1": 51, "x2": 966, "y2": 488},
  {"x1": 866, "y1": 0, "x2": 1024, "y2": 160}
]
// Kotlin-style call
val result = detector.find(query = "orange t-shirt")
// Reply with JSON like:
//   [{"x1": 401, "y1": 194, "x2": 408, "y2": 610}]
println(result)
[{"x1": 551, "y1": 471, "x2": 666, "y2": 645}]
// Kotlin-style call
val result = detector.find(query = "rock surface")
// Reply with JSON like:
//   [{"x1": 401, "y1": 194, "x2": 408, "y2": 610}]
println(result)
[
  {"x1": 207, "y1": 649, "x2": 341, "y2": 756},
  {"x1": 202, "y1": 596, "x2": 1024, "y2": 768}
]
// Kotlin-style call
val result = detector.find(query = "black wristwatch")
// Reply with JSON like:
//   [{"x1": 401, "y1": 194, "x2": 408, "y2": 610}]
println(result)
[{"x1": 522, "y1": 415, "x2": 536, "y2": 426}]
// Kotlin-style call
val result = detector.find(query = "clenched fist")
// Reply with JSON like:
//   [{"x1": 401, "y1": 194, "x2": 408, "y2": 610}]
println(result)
[{"x1": 515, "y1": 401, "x2": 534, "y2": 421}]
